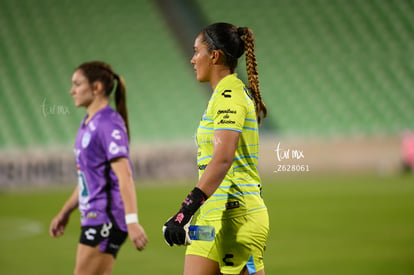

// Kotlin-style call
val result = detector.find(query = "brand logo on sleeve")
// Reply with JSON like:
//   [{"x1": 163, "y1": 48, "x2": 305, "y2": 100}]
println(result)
[
  {"x1": 108, "y1": 142, "x2": 127, "y2": 155},
  {"x1": 109, "y1": 142, "x2": 120, "y2": 154},
  {"x1": 111, "y1": 129, "x2": 121, "y2": 140},
  {"x1": 221, "y1": 90, "x2": 232, "y2": 98}
]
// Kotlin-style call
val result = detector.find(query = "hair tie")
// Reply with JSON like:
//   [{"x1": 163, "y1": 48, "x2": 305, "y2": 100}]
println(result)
[{"x1": 237, "y1": 27, "x2": 245, "y2": 37}]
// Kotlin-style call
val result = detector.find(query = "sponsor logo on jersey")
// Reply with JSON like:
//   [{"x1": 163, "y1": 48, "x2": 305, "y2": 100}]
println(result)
[
  {"x1": 74, "y1": 149, "x2": 81, "y2": 161},
  {"x1": 217, "y1": 109, "x2": 237, "y2": 115},
  {"x1": 218, "y1": 119, "x2": 236, "y2": 124},
  {"x1": 88, "y1": 121, "x2": 96, "y2": 131},
  {"x1": 82, "y1": 132, "x2": 91, "y2": 148},
  {"x1": 225, "y1": 201, "x2": 240, "y2": 209},
  {"x1": 87, "y1": 212, "x2": 98, "y2": 219}
]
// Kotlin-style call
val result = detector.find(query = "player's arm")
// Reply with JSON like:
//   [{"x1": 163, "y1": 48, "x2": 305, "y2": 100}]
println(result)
[
  {"x1": 196, "y1": 129, "x2": 239, "y2": 196},
  {"x1": 111, "y1": 157, "x2": 147, "y2": 251},
  {"x1": 163, "y1": 129, "x2": 240, "y2": 246},
  {"x1": 49, "y1": 186, "x2": 79, "y2": 237}
]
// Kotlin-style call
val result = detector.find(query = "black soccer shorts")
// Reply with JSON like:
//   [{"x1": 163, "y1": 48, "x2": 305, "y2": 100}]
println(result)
[{"x1": 79, "y1": 222, "x2": 128, "y2": 258}]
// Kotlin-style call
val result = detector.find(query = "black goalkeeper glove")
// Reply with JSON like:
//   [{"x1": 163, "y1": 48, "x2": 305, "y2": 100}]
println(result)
[{"x1": 163, "y1": 187, "x2": 208, "y2": 246}]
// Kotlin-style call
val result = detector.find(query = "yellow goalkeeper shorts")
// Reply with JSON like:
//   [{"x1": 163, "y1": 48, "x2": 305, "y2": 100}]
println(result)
[{"x1": 186, "y1": 209, "x2": 269, "y2": 274}]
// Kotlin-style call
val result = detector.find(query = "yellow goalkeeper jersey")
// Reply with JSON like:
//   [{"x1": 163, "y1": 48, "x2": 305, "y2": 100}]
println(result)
[{"x1": 196, "y1": 74, "x2": 266, "y2": 221}]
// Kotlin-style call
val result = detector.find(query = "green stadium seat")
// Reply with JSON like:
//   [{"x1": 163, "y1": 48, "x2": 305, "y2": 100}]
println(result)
[
  {"x1": 0, "y1": 0, "x2": 413, "y2": 149},
  {"x1": 196, "y1": 0, "x2": 414, "y2": 136}
]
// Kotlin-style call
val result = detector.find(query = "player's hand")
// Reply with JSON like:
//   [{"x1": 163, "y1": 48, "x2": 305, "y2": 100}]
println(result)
[
  {"x1": 127, "y1": 223, "x2": 148, "y2": 251},
  {"x1": 163, "y1": 214, "x2": 192, "y2": 246},
  {"x1": 162, "y1": 187, "x2": 208, "y2": 246},
  {"x1": 49, "y1": 212, "x2": 70, "y2": 238}
]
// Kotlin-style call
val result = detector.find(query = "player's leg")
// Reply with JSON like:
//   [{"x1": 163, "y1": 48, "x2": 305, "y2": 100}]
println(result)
[
  {"x1": 184, "y1": 254, "x2": 221, "y2": 275},
  {"x1": 74, "y1": 243, "x2": 115, "y2": 275},
  {"x1": 185, "y1": 218, "x2": 222, "y2": 275},
  {"x1": 75, "y1": 223, "x2": 127, "y2": 275},
  {"x1": 220, "y1": 211, "x2": 269, "y2": 275}
]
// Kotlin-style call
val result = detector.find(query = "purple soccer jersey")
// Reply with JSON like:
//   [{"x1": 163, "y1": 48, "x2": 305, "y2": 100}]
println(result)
[{"x1": 74, "y1": 105, "x2": 130, "y2": 232}]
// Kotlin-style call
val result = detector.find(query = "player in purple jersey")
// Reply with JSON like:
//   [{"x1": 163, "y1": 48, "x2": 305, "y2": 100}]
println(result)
[{"x1": 49, "y1": 61, "x2": 147, "y2": 275}]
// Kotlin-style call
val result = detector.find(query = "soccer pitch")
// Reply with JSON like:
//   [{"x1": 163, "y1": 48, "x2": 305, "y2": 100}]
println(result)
[{"x1": 0, "y1": 174, "x2": 413, "y2": 274}]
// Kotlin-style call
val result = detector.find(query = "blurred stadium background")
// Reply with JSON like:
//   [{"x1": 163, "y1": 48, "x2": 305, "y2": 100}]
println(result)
[{"x1": 0, "y1": 0, "x2": 413, "y2": 274}]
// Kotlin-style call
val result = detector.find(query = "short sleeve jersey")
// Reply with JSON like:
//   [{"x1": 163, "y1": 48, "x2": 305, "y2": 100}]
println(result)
[
  {"x1": 196, "y1": 74, "x2": 266, "y2": 221},
  {"x1": 74, "y1": 105, "x2": 130, "y2": 231}
]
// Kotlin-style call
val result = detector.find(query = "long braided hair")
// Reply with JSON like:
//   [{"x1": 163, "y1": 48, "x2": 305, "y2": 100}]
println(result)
[{"x1": 201, "y1": 23, "x2": 267, "y2": 124}]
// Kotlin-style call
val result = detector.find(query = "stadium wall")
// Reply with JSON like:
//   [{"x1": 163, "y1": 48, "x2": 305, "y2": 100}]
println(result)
[
  {"x1": 0, "y1": 135, "x2": 403, "y2": 188},
  {"x1": 0, "y1": 143, "x2": 197, "y2": 188}
]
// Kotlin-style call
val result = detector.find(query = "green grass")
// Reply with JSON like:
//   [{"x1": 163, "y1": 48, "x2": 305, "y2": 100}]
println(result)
[{"x1": 1, "y1": 174, "x2": 413, "y2": 274}]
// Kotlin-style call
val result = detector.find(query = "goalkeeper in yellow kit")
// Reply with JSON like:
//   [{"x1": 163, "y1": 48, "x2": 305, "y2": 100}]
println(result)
[{"x1": 163, "y1": 22, "x2": 269, "y2": 275}]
